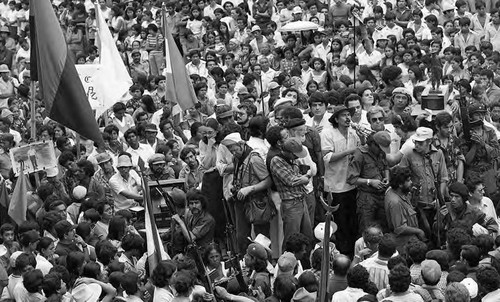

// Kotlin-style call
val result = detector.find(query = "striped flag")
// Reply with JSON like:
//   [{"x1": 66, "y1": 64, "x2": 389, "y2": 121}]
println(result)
[
  {"x1": 94, "y1": 3, "x2": 132, "y2": 117},
  {"x1": 141, "y1": 174, "x2": 169, "y2": 275},
  {"x1": 8, "y1": 170, "x2": 27, "y2": 226},
  {"x1": 161, "y1": 6, "x2": 196, "y2": 111},
  {"x1": 29, "y1": 0, "x2": 104, "y2": 146}
]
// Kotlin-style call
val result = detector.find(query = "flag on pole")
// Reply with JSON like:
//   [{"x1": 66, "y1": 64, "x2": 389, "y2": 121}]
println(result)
[
  {"x1": 94, "y1": 3, "x2": 132, "y2": 117},
  {"x1": 8, "y1": 168, "x2": 28, "y2": 226},
  {"x1": 141, "y1": 175, "x2": 170, "y2": 275},
  {"x1": 161, "y1": 6, "x2": 196, "y2": 111},
  {"x1": 29, "y1": 0, "x2": 104, "y2": 147}
]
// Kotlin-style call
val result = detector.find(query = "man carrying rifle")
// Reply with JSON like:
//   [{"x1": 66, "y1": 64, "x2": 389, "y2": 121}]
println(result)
[
  {"x1": 398, "y1": 127, "x2": 448, "y2": 242},
  {"x1": 435, "y1": 182, "x2": 498, "y2": 236}
]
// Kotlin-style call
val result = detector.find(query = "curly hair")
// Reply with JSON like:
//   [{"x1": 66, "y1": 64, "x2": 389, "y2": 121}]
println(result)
[
  {"x1": 284, "y1": 233, "x2": 310, "y2": 254},
  {"x1": 477, "y1": 267, "x2": 500, "y2": 293},
  {"x1": 388, "y1": 264, "x2": 411, "y2": 293},
  {"x1": 152, "y1": 260, "x2": 177, "y2": 288},
  {"x1": 390, "y1": 166, "x2": 412, "y2": 190},
  {"x1": 446, "y1": 228, "x2": 472, "y2": 262},
  {"x1": 406, "y1": 238, "x2": 428, "y2": 263},
  {"x1": 346, "y1": 265, "x2": 370, "y2": 289}
]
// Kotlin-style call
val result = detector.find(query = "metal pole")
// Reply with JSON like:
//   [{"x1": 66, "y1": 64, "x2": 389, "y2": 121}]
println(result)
[{"x1": 30, "y1": 81, "x2": 36, "y2": 141}]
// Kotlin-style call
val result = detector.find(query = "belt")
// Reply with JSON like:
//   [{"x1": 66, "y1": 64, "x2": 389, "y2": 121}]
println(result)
[{"x1": 282, "y1": 196, "x2": 305, "y2": 203}]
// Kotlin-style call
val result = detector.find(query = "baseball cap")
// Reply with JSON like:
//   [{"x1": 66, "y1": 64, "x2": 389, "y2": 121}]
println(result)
[
  {"x1": 421, "y1": 259, "x2": 442, "y2": 284},
  {"x1": 442, "y1": 2, "x2": 455, "y2": 11},
  {"x1": 144, "y1": 123, "x2": 158, "y2": 132},
  {"x1": 246, "y1": 243, "x2": 267, "y2": 260},
  {"x1": 372, "y1": 131, "x2": 391, "y2": 154},
  {"x1": 282, "y1": 138, "x2": 307, "y2": 158},
  {"x1": 54, "y1": 220, "x2": 76, "y2": 239},
  {"x1": 148, "y1": 153, "x2": 166, "y2": 165},
  {"x1": 413, "y1": 127, "x2": 433, "y2": 141},
  {"x1": 9, "y1": 251, "x2": 23, "y2": 268},
  {"x1": 468, "y1": 103, "x2": 487, "y2": 116},
  {"x1": 251, "y1": 25, "x2": 261, "y2": 32}
]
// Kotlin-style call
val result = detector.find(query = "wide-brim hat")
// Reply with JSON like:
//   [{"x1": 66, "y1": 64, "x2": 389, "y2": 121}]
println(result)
[
  {"x1": 328, "y1": 105, "x2": 355, "y2": 124},
  {"x1": 248, "y1": 233, "x2": 272, "y2": 254}
]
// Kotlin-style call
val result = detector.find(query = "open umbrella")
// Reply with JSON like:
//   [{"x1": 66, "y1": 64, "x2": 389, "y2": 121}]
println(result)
[{"x1": 279, "y1": 21, "x2": 319, "y2": 32}]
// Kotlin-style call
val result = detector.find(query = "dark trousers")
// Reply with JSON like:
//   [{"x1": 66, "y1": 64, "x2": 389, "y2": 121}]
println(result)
[
  {"x1": 331, "y1": 189, "x2": 358, "y2": 256},
  {"x1": 230, "y1": 197, "x2": 270, "y2": 254},
  {"x1": 357, "y1": 190, "x2": 388, "y2": 233}
]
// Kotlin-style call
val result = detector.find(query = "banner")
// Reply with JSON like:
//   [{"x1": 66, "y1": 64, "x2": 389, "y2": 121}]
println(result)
[
  {"x1": 76, "y1": 64, "x2": 102, "y2": 111},
  {"x1": 10, "y1": 141, "x2": 57, "y2": 176}
]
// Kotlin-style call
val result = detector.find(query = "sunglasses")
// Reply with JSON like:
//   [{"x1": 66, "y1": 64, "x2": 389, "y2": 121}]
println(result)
[{"x1": 371, "y1": 117, "x2": 384, "y2": 122}]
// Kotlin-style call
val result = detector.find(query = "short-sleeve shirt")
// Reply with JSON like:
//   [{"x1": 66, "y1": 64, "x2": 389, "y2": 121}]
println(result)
[
  {"x1": 109, "y1": 170, "x2": 142, "y2": 210},
  {"x1": 236, "y1": 151, "x2": 269, "y2": 188},
  {"x1": 185, "y1": 210, "x2": 215, "y2": 248}
]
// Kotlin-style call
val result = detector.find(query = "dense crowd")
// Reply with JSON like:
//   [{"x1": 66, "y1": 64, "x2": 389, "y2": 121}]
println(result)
[{"x1": 3, "y1": 0, "x2": 500, "y2": 301}]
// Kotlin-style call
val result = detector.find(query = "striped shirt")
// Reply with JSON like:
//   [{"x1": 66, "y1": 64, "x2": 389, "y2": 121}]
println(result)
[{"x1": 146, "y1": 33, "x2": 164, "y2": 53}]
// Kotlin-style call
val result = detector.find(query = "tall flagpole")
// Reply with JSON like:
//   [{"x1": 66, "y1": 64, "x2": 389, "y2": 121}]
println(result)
[{"x1": 30, "y1": 81, "x2": 36, "y2": 140}]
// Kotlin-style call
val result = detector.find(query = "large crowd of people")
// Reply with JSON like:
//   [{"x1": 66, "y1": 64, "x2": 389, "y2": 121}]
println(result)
[{"x1": 2, "y1": 0, "x2": 500, "y2": 301}]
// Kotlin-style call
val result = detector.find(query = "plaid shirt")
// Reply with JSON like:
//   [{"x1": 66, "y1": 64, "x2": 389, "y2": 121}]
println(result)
[{"x1": 269, "y1": 155, "x2": 307, "y2": 201}]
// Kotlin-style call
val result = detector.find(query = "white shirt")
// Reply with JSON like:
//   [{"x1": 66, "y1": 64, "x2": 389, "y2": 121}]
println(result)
[
  {"x1": 109, "y1": 169, "x2": 142, "y2": 210},
  {"x1": 126, "y1": 143, "x2": 155, "y2": 168},
  {"x1": 332, "y1": 287, "x2": 368, "y2": 302},
  {"x1": 35, "y1": 254, "x2": 53, "y2": 276}
]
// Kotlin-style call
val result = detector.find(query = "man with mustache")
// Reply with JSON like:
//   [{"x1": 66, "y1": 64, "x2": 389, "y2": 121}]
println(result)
[{"x1": 320, "y1": 105, "x2": 361, "y2": 256}]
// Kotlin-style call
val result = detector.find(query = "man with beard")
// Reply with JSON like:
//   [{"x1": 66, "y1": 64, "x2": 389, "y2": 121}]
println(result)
[
  {"x1": 385, "y1": 166, "x2": 425, "y2": 248},
  {"x1": 236, "y1": 103, "x2": 257, "y2": 140},
  {"x1": 147, "y1": 153, "x2": 175, "y2": 182},
  {"x1": 124, "y1": 128, "x2": 155, "y2": 169},
  {"x1": 433, "y1": 112, "x2": 464, "y2": 184},
  {"x1": 320, "y1": 105, "x2": 360, "y2": 255},
  {"x1": 222, "y1": 132, "x2": 272, "y2": 253},
  {"x1": 347, "y1": 131, "x2": 390, "y2": 234},
  {"x1": 94, "y1": 153, "x2": 116, "y2": 200},
  {"x1": 171, "y1": 188, "x2": 215, "y2": 249},
  {"x1": 129, "y1": 49, "x2": 150, "y2": 82},
  {"x1": 179, "y1": 147, "x2": 203, "y2": 191},
  {"x1": 109, "y1": 155, "x2": 143, "y2": 211},
  {"x1": 398, "y1": 127, "x2": 448, "y2": 240}
]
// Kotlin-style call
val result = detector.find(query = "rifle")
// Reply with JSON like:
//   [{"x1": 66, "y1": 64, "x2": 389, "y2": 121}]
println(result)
[
  {"x1": 459, "y1": 85, "x2": 471, "y2": 141},
  {"x1": 425, "y1": 154, "x2": 446, "y2": 248},
  {"x1": 221, "y1": 196, "x2": 248, "y2": 293},
  {"x1": 152, "y1": 179, "x2": 215, "y2": 300}
]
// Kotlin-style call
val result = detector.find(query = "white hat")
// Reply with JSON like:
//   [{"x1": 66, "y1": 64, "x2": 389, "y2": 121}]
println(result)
[
  {"x1": 73, "y1": 186, "x2": 87, "y2": 200},
  {"x1": 292, "y1": 6, "x2": 303, "y2": 14},
  {"x1": 221, "y1": 132, "x2": 243, "y2": 146},
  {"x1": 442, "y1": 2, "x2": 455, "y2": 11},
  {"x1": 9, "y1": 251, "x2": 23, "y2": 268},
  {"x1": 273, "y1": 98, "x2": 294, "y2": 108},
  {"x1": 71, "y1": 283, "x2": 102, "y2": 302},
  {"x1": 248, "y1": 234, "x2": 272, "y2": 253},
  {"x1": 0, "y1": 64, "x2": 9, "y2": 73},
  {"x1": 460, "y1": 278, "x2": 478, "y2": 298},
  {"x1": 251, "y1": 25, "x2": 261, "y2": 32},
  {"x1": 116, "y1": 155, "x2": 133, "y2": 168},
  {"x1": 46, "y1": 167, "x2": 59, "y2": 178},
  {"x1": 314, "y1": 221, "x2": 337, "y2": 241},
  {"x1": 413, "y1": 127, "x2": 433, "y2": 142}
]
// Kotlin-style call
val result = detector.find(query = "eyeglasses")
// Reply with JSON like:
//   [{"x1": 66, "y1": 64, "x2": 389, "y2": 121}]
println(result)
[{"x1": 371, "y1": 117, "x2": 384, "y2": 122}]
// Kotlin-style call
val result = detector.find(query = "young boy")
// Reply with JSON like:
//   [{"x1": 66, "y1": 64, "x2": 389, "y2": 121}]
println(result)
[{"x1": 0, "y1": 223, "x2": 20, "y2": 269}]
